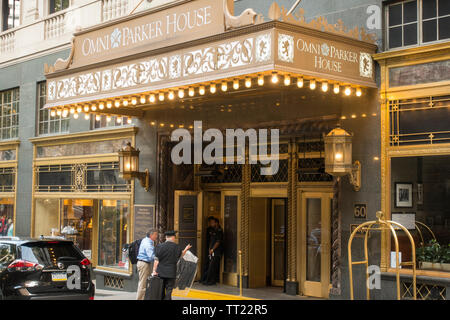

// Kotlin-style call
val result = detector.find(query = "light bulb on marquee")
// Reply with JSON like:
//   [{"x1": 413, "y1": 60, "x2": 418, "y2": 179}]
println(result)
[
  {"x1": 284, "y1": 75, "x2": 291, "y2": 86},
  {"x1": 356, "y1": 88, "x2": 362, "y2": 97},
  {"x1": 84, "y1": 105, "x2": 89, "y2": 112},
  {"x1": 56, "y1": 109, "x2": 62, "y2": 116},
  {"x1": 70, "y1": 107, "x2": 75, "y2": 114},
  {"x1": 258, "y1": 75, "x2": 264, "y2": 86},
  {"x1": 168, "y1": 91, "x2": 175, "y2": 100},
  {"x1": 114, "y1": 100, "x2": 120, "y2": 108},
  {"x1": 245, "y1": 77, "x2": 252, "y2": 88},
  {"x1": 271, "y1": 73, "x2": 279, "y2": 84},
  {"x1": 50, "y1": 109, "x2": 56, "y2": 117},
  {"x1": 189, "y1": 87, "x2": 195, "y2": 97},
  {"x1": 84, "y1": 114, "x2": 90, "y2": 120},
  {"x1": 345, "y1": 87, "x2": 352, "y2": 96},
  {"x1": 297, "y1": 77, "x2": 304, "y2": 88},
  {"x1": 131, "y1": 97, "x2": 137, "y2": 105},
  {"x1": 73, "y1": 113, "x2": 79, "y2": 119},
  {"x1": 233, "y1": 79, "x2": 239, "y2": 90},
  {"x1": 122, "y1": 100, "x2": 129, "y2": 107},
  {"x1": 91, "y1": 104, "x2": 97, "y2": 111},
  {"x1": 77, "y1": 106, "x2": 82, "y2": 113},
  {"x1": 321, "y1": 82, "x2": 328, "y2": 92},
  {"x1": 178, "y1": 89, "x2": 185, "y2": 99},
  {"x1": 149, "y1": 94, "x2": 156, "y2": 103},
  {"x1": 199, "y1": 86, "x2": 206, "y2": 95},
  {"x1": 210, "y1": 83, "x2": 217, "y2": 94},
  {"x1": 95, "y1": 114, "x2": 101, "y2": 121},
  {"x1": 310, "y1": 79, "x2": 316, "y2": 90},
  {"x1": 159, "y1": 93, "x2": 165, "y2": 101},
  {"x1": 140, "y1": 96, "x2": 146, "y2": 104},
  {"x1": 221, "y1": 81, "x2": 228, "y2": 92},
  {"x1": 333, "y1": 84, "x2": 340, "y2": 94}
]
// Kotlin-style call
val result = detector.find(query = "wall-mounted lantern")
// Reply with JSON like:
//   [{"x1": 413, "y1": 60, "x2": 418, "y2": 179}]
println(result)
[
  {"x1": 118, "y1": 142, "x2": 150, "y2": 191},
  {"x1": 324, "y1": 125, "x2": 361, "y2": 191}
]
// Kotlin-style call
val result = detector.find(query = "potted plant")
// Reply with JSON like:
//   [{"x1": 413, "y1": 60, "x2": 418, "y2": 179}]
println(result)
[{"x1": 417, "y1": 240, "x2": 450, "y2": 272}]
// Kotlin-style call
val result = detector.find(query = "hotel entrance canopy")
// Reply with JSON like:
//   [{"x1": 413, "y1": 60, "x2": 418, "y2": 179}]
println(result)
[{"x1": 43, "y1": 0, "x2": 377, "y2": 118}]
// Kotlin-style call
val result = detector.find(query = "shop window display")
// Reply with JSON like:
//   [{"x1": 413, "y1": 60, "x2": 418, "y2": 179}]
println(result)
[
  {"x1": 61, "y1": 199, "x2": 94, "y2": 258},
  {"x1": 98, "y1": 200, "x2": 129, "y2": 270},
  {"x1": 0, "y1": 198, "x2": 14, "y2": 236},
  {"x1": 34, "y1": 198, "x2": 130, "y2": 271},
  {"x1": 390, "y1": 155, "x2": 450, "y2": 272}
]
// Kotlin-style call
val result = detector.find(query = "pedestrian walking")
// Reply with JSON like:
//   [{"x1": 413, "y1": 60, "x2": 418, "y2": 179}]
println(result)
[
  {"x1": 136, "y1": 229, "x2": 158, "y2": 300},
  {"x1": 152, "y1": 231, "x2": 191, "y2": 300}
]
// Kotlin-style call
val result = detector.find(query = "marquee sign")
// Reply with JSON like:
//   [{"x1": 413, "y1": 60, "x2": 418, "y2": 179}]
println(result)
[
  {"x1": 43, "y1": 0, "x2": 377, "y2": 108},
  {"x1": 275, "y1": 29, "x2": 375, "y2": 87},
  {"x1": 70, "y1": 0, "x2": 225, "y2": 69}
]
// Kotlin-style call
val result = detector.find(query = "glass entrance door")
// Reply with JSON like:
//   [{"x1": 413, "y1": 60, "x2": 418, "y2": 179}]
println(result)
[
  {"x1": 299, "y1": 191, "x2": 332, "y2": 298},
  {"x1": 271, "y1": 199, "x2": 286, "y2": 287}
]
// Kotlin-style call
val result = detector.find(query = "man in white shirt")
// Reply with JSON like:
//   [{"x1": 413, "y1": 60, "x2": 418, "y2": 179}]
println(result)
[{"x1": 136, "y1": 229, "x2": 158, "y2": 300}]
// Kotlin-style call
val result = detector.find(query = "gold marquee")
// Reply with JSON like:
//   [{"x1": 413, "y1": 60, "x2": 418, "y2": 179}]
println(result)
[{"x1": 43, "y1": 0, "x2": 377, "y2": 121}]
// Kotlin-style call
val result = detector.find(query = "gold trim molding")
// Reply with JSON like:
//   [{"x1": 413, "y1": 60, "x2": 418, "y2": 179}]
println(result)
[
  {"x1": 268, "y1": 3, "x2": 376, "y2": 44},
  {"x1": 29, "y1": 126, "x2": 138, "y2": 146}
]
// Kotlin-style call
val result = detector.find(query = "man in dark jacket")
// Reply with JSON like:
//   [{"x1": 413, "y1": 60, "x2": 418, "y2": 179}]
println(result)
[
  {"x1": 202, "y1": 218, "x2": 223, "y2": 285},
  {"x1": 201, "y1": 216, "x2": 216, "y2": 283},
  {"x1": 152, "y1": 231, "x2": 191, "y2": 300}
]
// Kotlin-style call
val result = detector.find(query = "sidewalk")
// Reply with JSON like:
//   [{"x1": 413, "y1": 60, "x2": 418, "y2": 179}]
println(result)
[{"x1": 94, "y1": 281, "x2": 318, "y2": 300}]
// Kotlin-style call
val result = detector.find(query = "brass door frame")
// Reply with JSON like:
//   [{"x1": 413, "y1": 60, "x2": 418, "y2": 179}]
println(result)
[
  {"x1": 271, "y1": 198, "x2": 286, "y2": 287},
  {"x1": 297, "y1": 189, "x2": 333, "y2": 298},
  {"x1": 174, "y1": 190, "x2": 203, "y2": 278},
  {"x1": 221, "y1": 190, "x2": 241, "y2": 286}
]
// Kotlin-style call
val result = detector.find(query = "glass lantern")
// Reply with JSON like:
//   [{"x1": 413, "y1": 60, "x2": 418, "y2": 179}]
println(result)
[
  {"x1": 118, "y1": 142, "x2": 140, "y2": 180},
  {"x1": 324, "y1": 126, "x2": 353, "y2": 176}
]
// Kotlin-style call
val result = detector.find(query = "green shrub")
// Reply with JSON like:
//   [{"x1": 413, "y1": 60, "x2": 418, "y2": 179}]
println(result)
[{"x1": 417, "y1": 240, "x2": 450, "y2": 264}]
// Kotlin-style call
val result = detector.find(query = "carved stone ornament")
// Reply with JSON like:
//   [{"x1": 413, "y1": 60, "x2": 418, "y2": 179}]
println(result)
[
  {"x1": 44, "y1": 37, "x2": 76, "y2": 74},
  {"x1": 224, "y1": 0, "x2": 264, "y2": 30},
  {"x1": 268, "y1": 2, "x2": 376, "y2": 44}
]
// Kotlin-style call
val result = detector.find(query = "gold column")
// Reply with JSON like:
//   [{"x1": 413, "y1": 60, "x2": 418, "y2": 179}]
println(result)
[
  {"x1": 379, "y1": 59, "x2": 389, "y2": 271},
  {"x1": 240, "y1": 151, "x2": 251, "y2": 279},
  {"x1": 286, "y1": 139, "x2": 298, "y2": 282},
  {"x1": 193, "y1": 164, "x2": 201, "y2": 192}
]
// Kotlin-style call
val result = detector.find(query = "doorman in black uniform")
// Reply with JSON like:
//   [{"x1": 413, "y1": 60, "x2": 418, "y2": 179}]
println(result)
[
  {"x1": 152, "y1": 231, "x2": 192, "y2": 300},
  {"x1": 201, "y1": 216, "x2": 216, "y2": 283},
  {"x1": 202, "y1": 218, "x2": 223, "y2": 285}
]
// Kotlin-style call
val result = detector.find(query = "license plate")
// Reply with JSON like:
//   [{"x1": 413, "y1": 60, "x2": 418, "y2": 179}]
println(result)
[{"x1": 51, "y1": 272, "x2": 67, "y2": 282}]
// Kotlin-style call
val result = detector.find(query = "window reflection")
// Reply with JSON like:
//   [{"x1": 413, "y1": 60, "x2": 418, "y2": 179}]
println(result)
[{"x1": 98, "y1": 200, "x2": 129, "y2": 270}]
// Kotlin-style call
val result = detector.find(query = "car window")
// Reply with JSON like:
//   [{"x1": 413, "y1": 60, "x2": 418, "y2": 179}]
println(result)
[
  {"x1": 20, "y1": 242, "x2": 83, "y2": 267},
  {"x1": 0, "y1": 243, "x2": 16, "y2": 267}
]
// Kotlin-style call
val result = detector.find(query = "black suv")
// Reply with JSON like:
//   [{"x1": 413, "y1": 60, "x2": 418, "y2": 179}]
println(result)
[{"x1": 0, "y1": 237, "x2": 95, "y2": 300}]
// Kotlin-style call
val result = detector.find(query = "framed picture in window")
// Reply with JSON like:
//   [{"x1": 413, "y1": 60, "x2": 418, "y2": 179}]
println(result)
[{"x1": 395, "y1": 183, "x2": 413, "y2": 208}]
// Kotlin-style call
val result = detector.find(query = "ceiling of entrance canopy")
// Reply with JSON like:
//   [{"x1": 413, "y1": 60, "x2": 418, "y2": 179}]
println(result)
[{"x1": 43, "y1": 0, "x2": 377, "y2": 119}]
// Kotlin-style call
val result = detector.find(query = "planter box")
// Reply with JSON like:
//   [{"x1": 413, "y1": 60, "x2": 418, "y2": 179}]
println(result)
[{"x1": 420, "y1": 261, "x2": 450, "y2": 272}]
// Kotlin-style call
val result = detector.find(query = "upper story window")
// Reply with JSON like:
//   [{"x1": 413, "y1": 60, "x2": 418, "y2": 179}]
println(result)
[
  {"x1": 37, "y1": 82, "x2": 69, "y2": 135},
  {"x1": 49, "y1": 0, "x2": 70, "y2": 14},
  {"x1": 387, "y1": 0, "x2": 450, "y2": 50},
  {"x1": 1, "y1": 0, "x2": 20, "y2": 31},
  {"x1": 0, "y1": 88, "x2": 19, "y2": 140},
  {"x1": 92, "y1": 115, "x2": 131, "y2": 130}
]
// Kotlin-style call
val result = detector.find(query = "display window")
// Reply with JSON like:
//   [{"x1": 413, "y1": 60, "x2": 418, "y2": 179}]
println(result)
[
  {"x1": 390, "y1": 155, "x2": 450, "y2": 272},
  {"x1": 98, "y1": 199, "x2": 129, "y2": 271},
  {"x1": 34, "y1": 198, "x2": 130, "y2": 271},
  {"x1": 0, "y1": 198, "x2": 14, "y2": 236}
]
